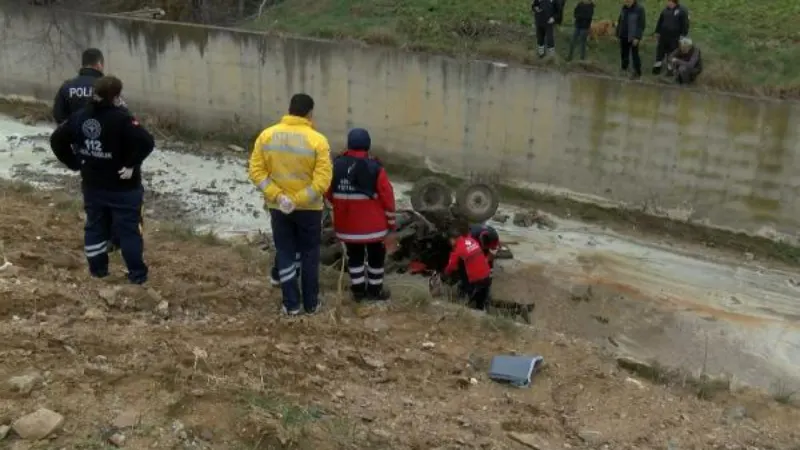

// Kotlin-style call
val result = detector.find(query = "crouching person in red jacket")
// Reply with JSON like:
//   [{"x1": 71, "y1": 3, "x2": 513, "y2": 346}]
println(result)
[
  {"x1": 325, "y1": 128, "x2": 395, "y2": 301},
  {"x1": 444, "y1": 221, "x2": 493, "y2": 311}
]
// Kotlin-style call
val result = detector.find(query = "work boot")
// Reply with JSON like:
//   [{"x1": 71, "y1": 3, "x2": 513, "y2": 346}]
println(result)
[
  {"x1": 305, "y1": 299, "x2": 322, "y2": 315},
  {"x1": 351, "y1": 286, "x2": 367, "y2": 303},
  {"x1": 367, "y1": 287, "x2": 391, "y2": 301}
]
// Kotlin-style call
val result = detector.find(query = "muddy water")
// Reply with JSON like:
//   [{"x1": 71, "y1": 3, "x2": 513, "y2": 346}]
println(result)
[{"x1": 1, "y1": 116, "x2": 798, "y2": 392}]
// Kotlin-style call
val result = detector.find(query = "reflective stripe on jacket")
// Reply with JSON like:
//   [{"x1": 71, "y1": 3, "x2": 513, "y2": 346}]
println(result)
[{"x1": 248, "y1": 115, "x2": 333, "y2": 211}]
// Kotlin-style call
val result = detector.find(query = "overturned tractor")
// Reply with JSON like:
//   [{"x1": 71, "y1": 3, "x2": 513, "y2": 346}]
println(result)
[{"x1": 320, "y1": 177, "x2": 512, "y2": 275}]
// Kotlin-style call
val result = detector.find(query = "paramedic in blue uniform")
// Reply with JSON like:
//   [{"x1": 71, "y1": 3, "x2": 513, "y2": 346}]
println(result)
[
  {"x1": 49, "y1": 76, "x2": 155, "y2": 284},
  {"x1": 53, "y1": 48, "x2": 130, "y2": 253}
]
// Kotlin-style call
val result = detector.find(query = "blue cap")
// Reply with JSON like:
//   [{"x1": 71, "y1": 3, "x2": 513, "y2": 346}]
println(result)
[{"x1": 347, "y1": 128, "x2": 371, "y2": 151}]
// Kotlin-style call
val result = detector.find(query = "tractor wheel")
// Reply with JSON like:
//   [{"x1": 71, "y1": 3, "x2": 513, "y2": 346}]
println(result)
[
  {"x1": 410, "y1": 176, "x2": 453, "y2": 212},
  {"x1": 454, "y1": 182, "x2": 499, "y2": 223}
]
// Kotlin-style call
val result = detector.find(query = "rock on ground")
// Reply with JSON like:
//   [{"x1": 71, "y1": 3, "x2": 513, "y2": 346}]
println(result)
[
  {"x1": 0, "y1": 424, "x2": 10, "y2": 440},
  {"x1": 507, "y1": 431, "x2": 550, "y2": 449},
  {"x1": 6, "y1": 371, "x2": 42, "y2": 395},
  {"x1": 11, "y1": 408, "x2": 64, "y2": 440}
]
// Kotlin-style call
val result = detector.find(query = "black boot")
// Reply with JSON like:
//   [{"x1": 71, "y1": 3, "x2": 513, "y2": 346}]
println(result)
[
  {"x1": 351, "y1": 285, "x2": 367, "y2": 303},
  {"x1": 367, "y1": 286, "x2": 391, "y2": 301}
]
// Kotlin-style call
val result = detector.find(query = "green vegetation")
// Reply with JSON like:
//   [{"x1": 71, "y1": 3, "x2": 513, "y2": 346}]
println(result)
[{"x1": 245, "y1": 0, "x2": 800, "y2": 97}]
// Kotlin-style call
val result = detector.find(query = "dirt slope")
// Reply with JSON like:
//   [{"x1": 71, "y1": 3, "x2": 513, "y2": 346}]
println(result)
[{"x1": 0, "y1": 183, "x2": 798, "y2": 450}]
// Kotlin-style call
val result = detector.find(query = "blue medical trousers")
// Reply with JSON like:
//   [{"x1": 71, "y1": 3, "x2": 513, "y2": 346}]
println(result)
[
  {"x1": 269, "y1": 208, "x2": 322, "y2": 312},
  {"x1": 83, "y1": 187, "x2": 148, "y2": 284}
]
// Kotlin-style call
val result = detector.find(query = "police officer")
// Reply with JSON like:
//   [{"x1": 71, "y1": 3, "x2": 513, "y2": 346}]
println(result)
[
  {"x1": 49, "y1": 76, "x2": 155, "y2": 284},
  {"x1": 53, "y1": 48, "x2": 106, "y2": 123},
  {"x1": 325, "y1": 128, "x2": 396, "y2": 302},
  {"x1": 53, "y1": 48, "x2": 128, "y2": 253}
]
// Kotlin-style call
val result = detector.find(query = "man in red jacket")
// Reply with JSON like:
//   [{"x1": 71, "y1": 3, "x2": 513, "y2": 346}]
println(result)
[
  {"x1": 444, "y1": 221, "x2": 493, "y2": 311},
  {"x1": 325, "y1": 128, "x2": 396, "y2": 301}
]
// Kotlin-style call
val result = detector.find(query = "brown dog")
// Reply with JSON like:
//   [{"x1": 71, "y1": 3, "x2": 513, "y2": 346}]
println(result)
[{"x1": 589, "y1": 20, "x2": 616, "y2": 41}]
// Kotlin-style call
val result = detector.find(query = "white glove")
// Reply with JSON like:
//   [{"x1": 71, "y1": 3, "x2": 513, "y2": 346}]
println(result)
[
  {"x1": 277, "y1": 194, "x2": 295, "y2": 214},
  {"x1": 118, "y1": 167, "x2": 134, "y2": 179},
  {"x1": 548, "y1": 17, "x2": 554, "y2": 24}
]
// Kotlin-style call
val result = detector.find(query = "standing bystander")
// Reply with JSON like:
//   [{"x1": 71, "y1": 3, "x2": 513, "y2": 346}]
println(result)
[
  {"x1": 532, "y1": 0, "x2": 557, "y2": 58},
  {"x1": 652, "y1": 0, "x2": 689, "y2": 75},
  {"x1": 568, "y1": 0, "x2": 595, "y2": 61},
  {"x1": 616, "y1": 0, "x2": 646, "y2": 79}
]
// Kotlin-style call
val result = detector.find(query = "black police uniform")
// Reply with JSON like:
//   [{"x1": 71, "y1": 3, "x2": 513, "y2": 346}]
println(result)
[
  {"x1": 52, "y1": 67, "x2": 104, "y2": 124},
  {"x1": 49, "y1": 101, "x2": 155, "y2": 284}
]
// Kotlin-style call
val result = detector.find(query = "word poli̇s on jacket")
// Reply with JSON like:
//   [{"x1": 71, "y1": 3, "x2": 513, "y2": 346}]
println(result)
[{"x1": 248, "y1": 115, "x2": 333, "y2": 211}]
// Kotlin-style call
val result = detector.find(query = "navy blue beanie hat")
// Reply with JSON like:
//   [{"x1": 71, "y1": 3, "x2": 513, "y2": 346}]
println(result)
[{"x1": 347, "y1": 128, "x2": 371, "y2": 151}]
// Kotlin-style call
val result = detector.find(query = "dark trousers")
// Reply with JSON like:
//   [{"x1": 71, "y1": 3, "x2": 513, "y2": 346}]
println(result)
[
  {"x1": 345, "y1": 242, "x2": 386, "y2": 297},
  {"x1": 675, "y1": 65, "x2": 700, "y2": 84},
  {"x1": 270, "y1": 252, "x2": 300, "y2": 286},
  {"x1": 269, "y1": 208, "x2": 322, "y2": 312},
  {"x1": 456, "y1": 263, "x2": 492, "y2": 311},
  {"x1": 653, "y1": 34, "x2": 679, "y2": 73},
  {"x1": 535, "y1": 24, "x2": 555, "y2": 53},
  {"x1": 620, "y1": 39, "x2": 642, "y2": 75},
  {"x1": 83, "y1": 187, "x2": 147, "y2": 284},
  {"x1": 568, "y1": 28, "x2": 589, "y2": 60},
  {"x1": 469, "y1": 278, "x2": 492, "y2": 310}
]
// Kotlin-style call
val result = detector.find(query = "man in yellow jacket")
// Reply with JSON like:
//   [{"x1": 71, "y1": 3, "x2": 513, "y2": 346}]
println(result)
[{"x1": 248, "y1": 93, "x2": 332, "y2": 316}]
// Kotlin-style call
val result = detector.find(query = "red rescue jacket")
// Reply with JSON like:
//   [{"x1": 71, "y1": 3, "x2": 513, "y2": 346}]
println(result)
[
  {"x1": 444, "y1": 235, "x2": 492, "y2": 282},
  {"x1": 325, "y1": 150, "x2": 396, "y2": 243}
]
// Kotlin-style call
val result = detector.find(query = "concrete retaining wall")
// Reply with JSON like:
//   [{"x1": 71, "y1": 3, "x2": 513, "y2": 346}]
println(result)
[{"x1": 2, "y1": 7, "x2": 799, "y2": 238}]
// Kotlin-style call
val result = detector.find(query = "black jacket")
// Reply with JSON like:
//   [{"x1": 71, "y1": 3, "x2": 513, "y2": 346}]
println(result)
[
  {"x1": 573, "y1": 1, "x2": 595, "y2": 29},
  {"x1": 49, "y1": 102, "x2": 155, "y2": 191},
  {"x1": 532, "y1": 0, "x2": 555, "y2": 26},
  {"x1": 655, "y1": 5, "x2": 689, "y2": 37},
  {"x1": 553, "y1": 0, "x2": 566, "y2": 25},
  {"x1": 52, "y1": 68, "x2": 103, "y2": 124},
  {"x1": 616, "y1": 1, "x2": 646, "y2": 40}
]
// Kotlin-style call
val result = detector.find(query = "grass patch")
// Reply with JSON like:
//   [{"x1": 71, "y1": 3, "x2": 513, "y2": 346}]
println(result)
[
  {"x1": 245, "y1": 0, "x2": 800, "y2": 96},
  {"x1": 243, "y1": 390, "x2": 326, "y2": 427},
  {"x1": 158, "y1": 224, "x2": 225, "y2": 246}
]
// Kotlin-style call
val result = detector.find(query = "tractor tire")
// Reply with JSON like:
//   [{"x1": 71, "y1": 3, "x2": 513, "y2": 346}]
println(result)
[
  {"x1": 410, "y1": 176, "x2": 453, "y2": 212},
  {"x1": 454, "y1": 182, "x2": 499, "y2": 223}
]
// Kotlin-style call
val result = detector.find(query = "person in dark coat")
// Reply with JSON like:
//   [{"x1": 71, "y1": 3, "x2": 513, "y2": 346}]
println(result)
[
  {"x1": 667, "y1": 37, "x2": 702, "y2": 84},
  {"x1": 568, "y1": 0, "x2": 595, "y2": 61},
  {"x1": 652, "y1": 0, "x2": 690, "y2": 74},
  {"x1": 49, "y1": 76, "x2": 155, "y2": 284},
  {"x1": 616, "y1": 0, "x2": 646, "y2": 79},
  {"x1": 53, "y1": 48, "x2": 132, "y2": 255},
  {"x1": 532, "y1": 0, "x2": 557, "y2": 57}
]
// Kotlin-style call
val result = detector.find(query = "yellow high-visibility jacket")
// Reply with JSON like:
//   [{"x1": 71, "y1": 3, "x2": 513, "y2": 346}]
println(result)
[{"x1": 248, "y1": 115, "x2": 332, "y2": 211}]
